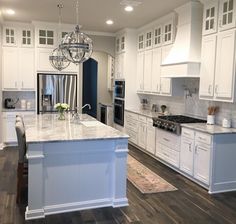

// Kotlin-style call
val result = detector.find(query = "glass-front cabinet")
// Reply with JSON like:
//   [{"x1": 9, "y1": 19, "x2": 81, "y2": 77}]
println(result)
[
  {"x1": 219, "y1": 0, "x2": 236, "y2": 31},
  {"x1": 145, "y1": 30, "x2": 153, "y2": 49},
  {"x1": 137, "y1": 33, "x2": 145, "y2": 51},
  {"x1": 3, "y1": 27, "x2": 17, "y2": 46},
  {"x1": 153, "y1": 26, "x2": 162, "y2": 48},
  {"x1": 36, "y1": 28, "x2": 56, "y2": 47},
  {"x1": 21, "y1": 29, "x2": 33, "y2": 47},
  {"x1": 163, "y1": 21, "x2": 174, "y2": 45},
  {"x1": 202, "y1": 0, "x2": 219, "y2": 35}
]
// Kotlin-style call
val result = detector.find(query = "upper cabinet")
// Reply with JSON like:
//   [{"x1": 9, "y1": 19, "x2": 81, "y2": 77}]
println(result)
[
  {"x1": 219, "y1": 0, "x2": 236, "y2": 31},
  {"x1": 3, "y1": 26, "x2": 34, "y2": 47},
  {"x1": 145, "y1": 30, "x2": 153, "y2": 50},
  {"x1": 162, "y1": 21, "x2": 175, "y2": 45},
  {"x1": 137, "y1": 33, "x2": 145, "y2": 51},
  {"x1": 202, "y1": 0, "x2": 219, "y2": 35},
  {"x1": 153, "y1": 26, "x2": 162, "y2": 48},
  {"x1": 3, "y1": 27, "x2": 17, "y2": 46},
  {"x1": 36, "y1": 28, "x2": 56, "y2": 48},
  {"x1": 115, "y1": 34, "x2": 125, "y2": 54},
  {"x1": 200, "y1": 0, "x2": 236, "y2": 102}
]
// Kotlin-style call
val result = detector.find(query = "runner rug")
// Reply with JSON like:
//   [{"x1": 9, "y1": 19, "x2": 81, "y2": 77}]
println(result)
[{"x1": 127, "y1": 155, "x2": 178, "y2": 194}]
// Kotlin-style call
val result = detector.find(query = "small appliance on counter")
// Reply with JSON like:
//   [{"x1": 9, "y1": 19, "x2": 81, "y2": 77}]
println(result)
[
  {"x1": 140, "y1": 99, "x2": 149, "y2": 110},
  {"x1": 4, "y1": 98, "x2": 19, "y2": 109},
  {"x1": 152, "y1": 104, "x2": 158, "y2": 112}
]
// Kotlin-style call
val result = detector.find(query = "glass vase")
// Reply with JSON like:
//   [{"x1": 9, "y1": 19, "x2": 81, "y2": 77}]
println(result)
[{"x1": 58, "y1": 111, "x2": 65, "y2": 120}]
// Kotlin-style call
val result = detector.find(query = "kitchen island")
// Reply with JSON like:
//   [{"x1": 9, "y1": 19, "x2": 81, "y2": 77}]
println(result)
[{"x1": 24, "y1": 114, "x2": 129, "y2": 220}]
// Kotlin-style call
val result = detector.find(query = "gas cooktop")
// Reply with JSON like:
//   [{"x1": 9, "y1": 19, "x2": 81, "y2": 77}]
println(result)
[{"x1": 153, "y1": 115, "x2": 206, "y2": 135}]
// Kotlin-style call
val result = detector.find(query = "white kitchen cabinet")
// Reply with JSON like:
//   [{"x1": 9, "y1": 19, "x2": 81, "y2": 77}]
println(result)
[
  {"x1": 180, "y1": 128, "x2": 211, "y2": 185},
  {"x1": 143, "y1": 50, "x2": 153, "y2": 92},
  {"x1": 137, "y1": 33, "x2": 145, "y2": 51},
  {"x1": 36, "y1": 28, "x2": 56, "y2": 48},
  {"x1": 124, "y1": 111, "x2": 139, "y2": 145},
  {"x1": 3, "y1": 26, "x2": 17, "y2": 46},
  {"x1": 137, "y1": 52, "x2": 145, "y2": 91},
  {"x1": 107, "y1": 55, "x2": 115, "y2": 91},
  {"x1": 146, "y1": 119, "x2": 156, "y2": 154},
  {"x1": 218, "y1": 0, "x2": 236, "y2": 31},
  {"x1": 202, "y1": 0, "x2": 219, "y2": 35},
  {"x1": 114, "y1": 53, "x2": 125, "y2": 79},
  {"x1": 138, "y1": 120, "x2": 147, "y2": 149},
  {"x1": 151, "y1": 47, "x2": 162, "y2": 93},
  {"x1": 115, "y1": 35, "x2": 125, "y2": 54},
  {"x1": 160, "y1": 45, "x2": 172, "y2": 95},
  {"x1": 199, "y1": 35, "x2": 217, "y2": 98},
  {"x1": 2, "y1": 111, "x2": 36, "y2": 144},
  {"x1": 153, "y1": 26, "x2": 162, "y2": 48},
  {"x1": 19, "y1": 48, "x2": 35, "y2": 90},
  {"x1": 37, "y1": 48, "x2": 78, "y2": 73},
  {"x1": 145, "y1": 30, "x2": 153, "y2": 49},
  {"x1": 200, "y1": 28, "x2": 236, "y2": 101},
  {"x1": 162, "y1": 20, "x2": 175, "y2": 45},
  {"x1": 21, "y1": 28, "x2": 34, "y2": 47},
  {"x1": 214, "y1": 29, "x2": 236, "y2": 100},
  {"x1": 2, "y1": 47, "x2": 35, "y2": 90},
  {"x1": 194, "y1": 142, "x2": 211, "y2": 185},
  {"x1": 180, "y1": 137, "x2": 194, "y2": 175}
]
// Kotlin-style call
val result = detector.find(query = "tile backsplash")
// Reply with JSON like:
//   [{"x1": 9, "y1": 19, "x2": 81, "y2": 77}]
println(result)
[
  {"x1": 2, "y1": 91, "x2": 35, "y2": 110},
  {"x1": 140, "y1": 79, "x2": 236, "y2": 128}
]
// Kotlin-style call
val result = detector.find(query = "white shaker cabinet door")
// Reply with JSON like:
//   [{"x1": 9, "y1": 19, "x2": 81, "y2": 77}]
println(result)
[
  {"x1": 194, "y1": 142, "x2": 211, "y2": 185},
  {"x1": 180, "y1": 137, "x2": 194, "y2": 175},
  {"x1": 19, "y1": 48, "x2": 35, "y2": 90},
  {"x1": 37, "y1": 48, "x2": 56, "y2": 72},
  {"x1": 214, "y1": 29, "x2": 236, "y2": 101},
  {"x1": 136, "y1": 52, "x2": 145, "y2": 91},
  {"x1": 138, "y1": 122, "x2": 147, "y2": 149},
  {"x1": 146, "y1": 121, "x2": 156, "y2": 154},
  {"x1": 143, "y1": 49, "x2": 153, "y2": 92},
  {"x1": 151, "y1": 48, "x2": 162, "y2": 93},
  {"x1": 2, "y1": 47, "x2": 18, "y2": 90},
  {"x1": 199, "y1": 35, "x2": 217, "y2": 99}
]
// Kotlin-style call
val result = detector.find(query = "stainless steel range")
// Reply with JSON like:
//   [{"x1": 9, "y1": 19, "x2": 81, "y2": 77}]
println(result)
[{"x1": 153, "y1": 115, "x2": 206, "y2": 135}]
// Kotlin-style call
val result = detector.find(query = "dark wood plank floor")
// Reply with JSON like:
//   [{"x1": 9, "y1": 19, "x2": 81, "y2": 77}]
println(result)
[{"x1": 1, "y1": 145, "x2": 236, "y2": 224}]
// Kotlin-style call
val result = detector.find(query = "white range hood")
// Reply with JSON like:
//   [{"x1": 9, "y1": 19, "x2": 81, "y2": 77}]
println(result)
[{"x1": 161, "y1": 1, "x2": 203, "y2": 78}]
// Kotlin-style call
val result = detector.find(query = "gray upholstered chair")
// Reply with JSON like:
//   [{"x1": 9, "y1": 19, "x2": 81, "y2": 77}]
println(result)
[{"x1": 15, "y1": 119, "x2": 28, "y2": 204}]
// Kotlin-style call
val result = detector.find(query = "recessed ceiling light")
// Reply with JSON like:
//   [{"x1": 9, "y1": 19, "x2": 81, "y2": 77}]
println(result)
[
  {"x1": 6, "y1": 9, "x2": 15, "y2": 15},
  {"x1": 125, "y1": 5, "x2": 134, "y2": 12},
  {"x1": 106, "y1": 20, "x2": 114, "y2": 25}
]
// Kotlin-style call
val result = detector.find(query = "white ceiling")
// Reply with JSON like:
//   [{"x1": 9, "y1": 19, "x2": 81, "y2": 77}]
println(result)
[{"x1": 0, "y1": 0, "x2": 189, "y2": 33}]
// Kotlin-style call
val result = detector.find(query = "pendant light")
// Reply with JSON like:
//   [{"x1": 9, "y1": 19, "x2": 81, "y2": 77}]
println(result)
[
  {"x1": 49, "y1": 4, "x2": 70, "y2": 71},
  {"x1": 60, "y1": 0, "x2": 93, "y2": 65}
]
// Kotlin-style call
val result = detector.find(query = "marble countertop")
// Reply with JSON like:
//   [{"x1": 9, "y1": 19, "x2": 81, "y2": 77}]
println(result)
[
  {"x1": 125, "y1": 108, "x2": 163, "y2": 118},
  {"x1": 181, "y1": 123, "x2": 236, "y2": 135},
  {"x1": 24, "y1": 113, "x2": 129, "y2": 143}
]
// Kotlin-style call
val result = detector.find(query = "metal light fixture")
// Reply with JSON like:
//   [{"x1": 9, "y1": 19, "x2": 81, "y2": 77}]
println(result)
[
  {"x1": 49, "y1": 4, "x2": 70, "y2": 71},
  {"x1": 60, "y1": 0, "x2": 93, "y2": 65}
]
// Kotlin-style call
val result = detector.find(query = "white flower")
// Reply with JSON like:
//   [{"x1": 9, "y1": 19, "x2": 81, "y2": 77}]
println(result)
[{"x1": 54, "y1": 103, "x2": 70, "y2": 111}]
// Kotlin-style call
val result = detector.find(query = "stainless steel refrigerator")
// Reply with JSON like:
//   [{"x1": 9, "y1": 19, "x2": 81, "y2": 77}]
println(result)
[{"x1": 37, "y1": 73, "x2": 77, "y2": 114}]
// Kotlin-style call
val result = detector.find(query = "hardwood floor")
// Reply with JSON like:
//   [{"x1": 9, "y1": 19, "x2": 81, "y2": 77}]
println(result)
[{"x1": 1, "y1": 145, "x2": 236, "y2": 224}]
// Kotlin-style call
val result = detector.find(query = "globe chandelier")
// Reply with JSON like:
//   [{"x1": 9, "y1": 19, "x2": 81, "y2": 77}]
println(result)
[
  {"x1": 60, "y1": 0, "x2": 93, "y2": 65},
  {"x1": 49, "y1": 4, "x2": 70, "y2": 71}
]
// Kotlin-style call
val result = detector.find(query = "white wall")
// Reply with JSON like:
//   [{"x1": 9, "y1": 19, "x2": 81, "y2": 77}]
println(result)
[
  {"x1": 91, "y1": 51, "x2": 113, "y2": 120},
  {"x1": 90, "y1": 35, "x2": 115, "y2": 57},
  {"x1": 0, "y1": 18, "x2": 3, "y2": 149}
]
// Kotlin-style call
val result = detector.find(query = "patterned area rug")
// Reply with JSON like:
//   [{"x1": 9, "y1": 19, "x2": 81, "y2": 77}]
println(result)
[{"x1": 127, "y1": 155, "x2": 178, "y2": 194}]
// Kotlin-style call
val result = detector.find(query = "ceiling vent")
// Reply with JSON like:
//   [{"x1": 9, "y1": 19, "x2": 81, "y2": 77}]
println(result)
[{"x1": 161, "y1": 1, "x2": 203, "y2": 78}]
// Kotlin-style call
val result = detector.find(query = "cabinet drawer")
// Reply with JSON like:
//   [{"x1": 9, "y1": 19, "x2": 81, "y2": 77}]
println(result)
[
  {"x1": 125, "y1": 111, "x2": 138, "y2": 121},
  {"x1": 126, "y1": 128, "x2": 138, "y2": 144},
  {"x1": 156, "y1": 129, "x2": 181, "y2": 151},
  {"x1": 182, "y1": 128, "x2": 194, "y2": 139},
  {"x1": 125, "y1": 119, "x2": 138, "y2": 131},
  {"x1": 156, "y1": 143, "x2": 180, "y2": 168},
  {"x1": 138, "y1": 115, "x2": 147, "y2": 123},
  {"x1": 195, "y1": 132, "x2": 211, "y2": 145}
]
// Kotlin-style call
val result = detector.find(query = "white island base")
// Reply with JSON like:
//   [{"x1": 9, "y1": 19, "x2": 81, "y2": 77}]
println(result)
[{"x1": 25, "y1": 138, "x2": 128, "y2": 220}]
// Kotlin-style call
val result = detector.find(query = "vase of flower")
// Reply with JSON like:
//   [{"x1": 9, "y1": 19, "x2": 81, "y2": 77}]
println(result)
[{"x1": 54, "y1": 103, "x2": 70, "y2": 120}]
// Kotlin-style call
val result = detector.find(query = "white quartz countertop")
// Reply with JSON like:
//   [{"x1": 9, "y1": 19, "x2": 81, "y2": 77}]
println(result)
[
  {"x1": 2, "y1": 108, "x2": 36, "y2": 112},
  {"x1": 24, "y1": 113, "x2": 129, "y2": 143},
  {"x1": 125, "y1": 108, "x2": 163, "y2": 118},
  {"x1": 181, "y1": 123, "x2": 236, "y2": 135}
]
